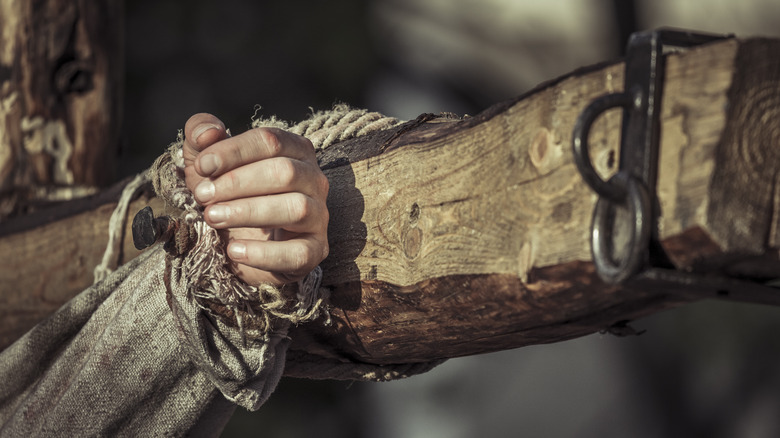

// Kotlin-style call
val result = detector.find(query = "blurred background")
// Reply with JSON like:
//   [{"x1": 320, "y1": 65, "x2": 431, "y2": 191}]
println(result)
[{"x1": 121, "y1": 1, "x2": 780, "y2": 436}]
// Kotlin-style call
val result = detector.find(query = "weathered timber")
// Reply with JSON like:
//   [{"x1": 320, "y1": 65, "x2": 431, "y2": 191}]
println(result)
[
  {"x1": 0, "y1": 0, "x2": 123, "y2": 218},
  {"x1": 1, "y1": 38, "x2": 779, "y2": 366},
  {"x1": 286, "y1": 37, "x2": 780, "y2": 367},
  {"x1": 0, "y1": 185, "x2": 164, "y2": 349}
]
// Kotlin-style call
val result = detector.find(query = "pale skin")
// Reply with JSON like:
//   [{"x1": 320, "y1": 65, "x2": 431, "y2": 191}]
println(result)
[{"x1": 182, "y1": 113, "x2": 330, "y2": 286}]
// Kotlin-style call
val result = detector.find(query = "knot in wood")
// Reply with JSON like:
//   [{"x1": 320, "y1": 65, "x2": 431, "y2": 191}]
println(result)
[{"x1": 54, "y1": 60, "x2": 94, "y2": 95}]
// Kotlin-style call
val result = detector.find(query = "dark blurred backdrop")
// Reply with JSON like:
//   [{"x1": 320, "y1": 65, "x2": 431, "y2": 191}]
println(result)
[{"x1": 122, "y1": 1, "x2": 780, "y2": 437}]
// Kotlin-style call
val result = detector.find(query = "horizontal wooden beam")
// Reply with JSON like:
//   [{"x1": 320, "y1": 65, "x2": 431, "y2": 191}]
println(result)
[
  {"x1": 0, "y1": 186, "x2": 165, "y2": 349},
  {"x1": 282, "y1": 37, "x2": 780, "y2": 369},
  {"x1": 1, "y1": 38, "x2": 779, "y2": 370}
]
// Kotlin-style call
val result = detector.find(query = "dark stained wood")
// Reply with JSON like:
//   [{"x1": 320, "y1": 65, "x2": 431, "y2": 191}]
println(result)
[{"x1": 0, "y1": 0, "x2": 124, "y2": 218}]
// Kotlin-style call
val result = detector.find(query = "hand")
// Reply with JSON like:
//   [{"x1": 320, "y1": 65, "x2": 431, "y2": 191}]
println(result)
[{"x1": 182, "y1": 113, "x2": 329, "y2": 286}]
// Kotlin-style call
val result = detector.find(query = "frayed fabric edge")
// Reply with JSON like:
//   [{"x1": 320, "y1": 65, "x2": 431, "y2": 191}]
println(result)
[{"x1": 148, "y1": 137, "x2": 328, "y2": 334}]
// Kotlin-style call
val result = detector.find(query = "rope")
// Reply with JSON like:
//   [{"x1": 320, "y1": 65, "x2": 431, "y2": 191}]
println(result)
[
  {"x1": 148, "y1": 141, "x2": 326, "y2": 337},
  {"x1": 253, "y1": 103, "x2": 402, "y2": 151},
  {"x1": 251, "y1": 104, "x2": 444, "y2": 380},
  {"x1": 96, "y1": 104, "x2": 440, "y2": 380},
  {"x1": 93, "y1": 172, "x2": 149, "y2": 284}
]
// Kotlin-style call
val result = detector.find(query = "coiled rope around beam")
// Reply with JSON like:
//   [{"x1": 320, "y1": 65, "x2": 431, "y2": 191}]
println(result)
[
  {"x1": 94, "y1": 104, "x2": 442, "y2": 382},
  {"x1": 93, "y1": 105, "x2": 400, "y2": 331},
  {"x1": 252, "y1": 105, "x2": 445, "y2": 381}
]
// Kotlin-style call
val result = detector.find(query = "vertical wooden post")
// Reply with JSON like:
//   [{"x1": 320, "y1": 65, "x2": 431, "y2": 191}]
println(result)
[{"x1": 0, "y1": 0, "x2": 124, "y2": 218}]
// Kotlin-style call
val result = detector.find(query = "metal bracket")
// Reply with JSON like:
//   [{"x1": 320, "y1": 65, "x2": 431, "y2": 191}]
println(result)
[
  {"x1": 572, "y1": 28, "x2": 731, "y2": 284},
  {"x1": 572, "y1": 28, "x2": 779, "y2": 305}
]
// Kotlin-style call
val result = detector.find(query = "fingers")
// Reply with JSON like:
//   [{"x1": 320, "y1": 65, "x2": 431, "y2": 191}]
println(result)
[
  {"x1": 181, "y1": 113, "x2": 330, "y2": 286},
  {"x1": 192, "y1": 126, "x2": 317, "y2": 179},
  {"x1": 227, "y1": 236, "x2": 329, "y2": 284},
  {"x1": 193, "y1": 157, "x2": 329, "y2": 206},
  {"x1": 204, "y1": 192, "x2": 328, "y2": 234}
]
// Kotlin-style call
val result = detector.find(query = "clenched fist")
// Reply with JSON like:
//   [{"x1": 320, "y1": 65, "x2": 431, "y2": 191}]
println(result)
[{"x1": 182, "y1": 113, "x2": 329, "y2": 286}]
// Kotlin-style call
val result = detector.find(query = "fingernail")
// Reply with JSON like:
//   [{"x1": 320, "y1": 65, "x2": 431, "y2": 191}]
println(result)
[
  {"x1": 194, "y1": 180, "x2": 215, "y2": 203},
  {"x1": 228, "y1": 242, "x2": 246, "y2": 260},
  {"x1": 199, "y1": 153, "x2": 220, "y2": 175},
  {"x1": 207, "y1": 205, "x2": 230, "y2": 224},
  {"x1": 192, "y1": 123, "x2": 220, "y2": 146}
]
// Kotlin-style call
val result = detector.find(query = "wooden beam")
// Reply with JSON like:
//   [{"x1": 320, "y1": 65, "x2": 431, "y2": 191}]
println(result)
[
  {"x1": 0, "y1": 186, "x2": 165, "y2": 349},
  {"x1": 1, "y1": 38, "x2": 779, "y2": 369},
  {"x1": 285, "y1": 37, "x2": 780, "y2": 368},
  {"x1": 0, "y1": 0, "x2": 123, "y2": 217}
]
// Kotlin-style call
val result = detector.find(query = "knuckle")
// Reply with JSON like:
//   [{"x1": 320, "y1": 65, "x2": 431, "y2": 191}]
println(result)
[
  {"x1": 316, "y1": 172, "x2": 330, "y2": 196},
  {"x1": 286, "y1": 193, "x2": 310, "y2": 224},
  {"x1": 322, "y1": 203, "x2": 329, "y2": 228},
  {"x1": 271, "y1": 158, "x2": 297, "y2": 187},
  {"x1": 258, "y1": 128, "x2": 282, "y2": 157},
  {"x1": 321, "y1": 241, "x2": 330, "y2": 261},
  {"x1": 299, "y1": 135, "x2": 315, "y2": 152}
]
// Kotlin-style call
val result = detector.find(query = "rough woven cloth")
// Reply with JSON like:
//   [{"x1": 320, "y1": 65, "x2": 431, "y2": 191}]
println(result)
[
  {"x1": 0, "y1": 105, "x2": 438, "y2": 437},
  {"x1": 0, "y1": 249, "x2": 246, "y2": 436}
]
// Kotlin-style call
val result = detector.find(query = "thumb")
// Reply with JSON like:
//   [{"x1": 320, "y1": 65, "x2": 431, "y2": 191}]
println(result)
[
  {"x1": 182, "y1": 113, "x2": 228, "y2": 170},
  {"x1": 182, "y1": 113, "x2": 228, "y2": 195}
]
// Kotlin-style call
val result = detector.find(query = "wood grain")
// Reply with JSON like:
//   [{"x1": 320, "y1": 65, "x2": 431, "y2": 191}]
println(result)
[
  {"x1": 0, "y1": 189, "x2": 164, "y2": 348},
  {"x1": 0, "y1": 0, "x2": 123, "y2": 217},
  {"x1": 1, "y1": 38, "x2": 779, "y2": 367}
]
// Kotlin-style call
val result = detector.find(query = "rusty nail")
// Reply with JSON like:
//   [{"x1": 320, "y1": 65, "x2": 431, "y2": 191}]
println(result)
[{"x1": 132, "y1": 206, "x2": 175, "y2": 250}]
